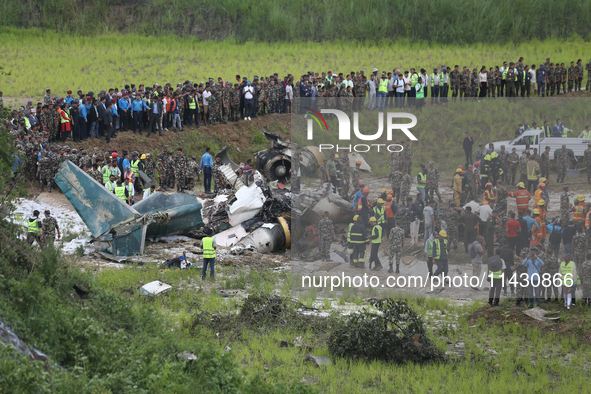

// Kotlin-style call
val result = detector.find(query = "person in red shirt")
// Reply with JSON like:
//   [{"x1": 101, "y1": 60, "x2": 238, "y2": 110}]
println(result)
[{"x1": 505, "y1": 211, "x2": 521, "y2": 251}]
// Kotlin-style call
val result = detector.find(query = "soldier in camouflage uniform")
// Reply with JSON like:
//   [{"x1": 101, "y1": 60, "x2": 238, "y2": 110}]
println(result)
[
  {"x1": 540, "y1": 146, "x2": 551, "y2": 180},
  {"x1": 497, "y1": 145, "x2": 508, "y2": 183},
  {"x1": 319, "y1": 160, "x2": 329, "y2": 185},
  {"x1": 514, "y1": 251, "x2": 530, "y2": 305},
  {"x1": 495, "y1": 214, "x2": 509, "y2": 248},
  {"x1": 560, "y1": 63, "x2": 567, "y2": 95},
  {"x1": 266, "y1": 80, "x2": 277, "y2": 114},
  {"x1": 574, "y1": 60, "x2": 584, "y2": 91},
  {"x1": 388, "y1": 223, "x2": 405, "y2": 274},
  {"x1": 495, "y1": 181, "x2": 508, "y2": 217},
  {"x1": 185, "y1": 156, "x2": 199, "y2": 191},
  {"x1": 212, "y1": 157, "x2": 225, "y2": 193},
  {"x1": 291, "y1": 147, "x2": 302, "y2": 193},
  {"x1": 143, "y1": 154, "x2": 156, "y2": 182},
  {"x1": 43, "y1": 89, "x2": 52, "y2": 105},
  {"x1": 584, "y1": 143, "x2": 591, "y2": 185},
  {"x1": 580, "y1": 255, "x2": 591, "y2": 304},
  {"x1": 567, "y1": 62, "x2": 576, "y2": 93},
  {"x1": 547, "y1": 64, "x2": 556, "y2": 96},
  {"x1": 541, "y1": 248, "x2": 560, "y2": 302},
  {"x1": 255, "y1": 82, "x2": 265, "y2": 118},
  {"x1": 221, "y1": 83, "x2": 231, "y2": 123},
  {"x1": 41, "y1": 210, "x2": 60, "y2": 249},
  {"x1": 340, "y1": 151, "x2": 350, "y2": 197},
  {"x1": 519, "y1": 151, "x2": 529, "y2": 184},
  {"x1": 207, "y1": 87, "x2": 218, "y2": 124},
  {"x1": 464, "y1": 165, "x2": 477, "y2": 201},
  {"x1": 442, "y1": 203, "x2": 459, "y2": 251},
  {"x1": 449, "y1": 65, "x2": 461, "y2": 102},
  {"x1": 426, "y1": 161, "x2": 441, "y2": 202},
  {"x1": 460, "y1": 67, "x2": 470, "y2": 101},
  {"x1": 89, "y1": 163, "x2": 103, "y2": 184},
  {"x1": 36, "y1": 152, "x2": 52, "y2": 192},
  {"x1": 175, "y1": 148, "x2": 187, "y2": 192},
  {"x1": 78, "y1": 150, "x2": 91, "y2": 171},
  {"x1": 49, "y1": 104, "x2": 58, "y2": 142},
  {"x1": 274, "y1": 80, "x2": 283, "y2": 114},
  {"x1": 69, "y1": 149, "x2": 79, "y2": 167},
  {"x1": 404, "y1": 141, "x2": 413, "y2": 174},
  {"x1": 470, "y1": 69, "x2": 479, "y2": 99},
  {"x1": 586, "y1": 58, "x2": 591, "y2": 93},
  {"x1": 572, "y1": 227, "x2": 587, "y2": 266},
  {"x1": 399, "y1": 169, "x2": 412, "y2": 207},
  {"x1": 163, "y1": 151, "x2": 176, "y2": 190},
  {"x1": 506, "y1": 148, "x2": 519, "y2": 185},
  {"x1": 50, "y1": 146, "x2": 64, "y2": 190},
  {"x1": 293, "y1": 80, "x2": 300, "y2": 114},
  {"x1": 560, "y1": 187, "x2": 571, "y2": 224},
  {"x1": 487, "y1": 68, "x2": 496, "y2": 98},
  {"x1": 318, "y1": 212, "x2": 335, "y2": 261},
  {"x1": 556, "y1": 145, "x2": 569, "y2": 184}
]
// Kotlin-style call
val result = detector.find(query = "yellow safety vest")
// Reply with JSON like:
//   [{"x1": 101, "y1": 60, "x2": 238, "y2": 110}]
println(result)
[
  {"x1": 416, "y1": 85, "x2": 424, "y2": 99},
  {"x1": 573, "y1": 204, "x2": 585, "y2": 221},
  {"x1": 560, "y1": 261, "x2": 580, "y2": 285},
  {"x1": 417, "y1": 172, "x2": 426, "y2": 189},
  {"x1": 371, "y1": 225, "x2": 382, "y2": 244},
  {"x1": 527, "y1": 162, "x2": 539, "y2": 181},
  {"x1": 115, "y1": 186, "x2": 126, "y2": 201},
  {"x1": 347, "y1": 223, "x2": 353, "y2": 243},
  {"x1": 373, "y1": 206, "x2": 385, "y2": 225},
  {"x1": 378, "y1": 79, "x2": 388, "y2": 93},
  {"x1": 24, "y1": 117, "x2": 30, "y2": 129},
  {"x1": 203, "y1": 237, "x2": 216, "y2": 258},
  {"x1": 581, "y1": 130, "x2": 591, "y2": 138},
  {"x1": 27, "y1": 218, "x2": 41, "y2": 233},
  {"x1": 106, "y1": 182, "x2": 115, "y2": 192},
  {"x1": 411, "y1": 74, "x2": 419, "y2": 87},
  {"x1": 433, "y1": 238, "x2": 448, "y2": 259},
  {"x1": 131, "y1": 159, "x2": 140, "y2": 174},
  {"x1": 489, "y1": 270, "x2": 502, "y2": 279},
  {"x1": 188, "y1": 97, "x2": 196, "y2": 109},
  {"x1": 102, "y1": 166, "x2": 111, "y2": 184}
]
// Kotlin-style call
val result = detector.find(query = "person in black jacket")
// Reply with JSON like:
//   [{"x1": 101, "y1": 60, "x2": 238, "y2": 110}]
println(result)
[
  {"x1": 70, "y1": 101, "x2": 80, "y2": 142},
  {"x1": 463, "y1": 131, "x2": 474, "y2": 167},
  {"x1": 104, "y1": 101, "x2": 113, "y2": 143},
  {"x1": 97, "y1": 96, "x2": 107, "y2": 137},
  {"x1": 87, "y1": 98, "x2": 99, "y2": 139}
]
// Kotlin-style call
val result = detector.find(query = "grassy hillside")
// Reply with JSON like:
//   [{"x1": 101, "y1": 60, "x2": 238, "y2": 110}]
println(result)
[
  {"x1": 1, "y1": 0, "x2": 591, "y2": 43},
  {"x1": 2, "y1": 29, "x2": 591, "y2": 98}
]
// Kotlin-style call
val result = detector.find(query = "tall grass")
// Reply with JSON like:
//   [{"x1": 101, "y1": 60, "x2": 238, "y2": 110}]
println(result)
[
  {"x1": 2, "y1": 0, "x2": 591, "y2": 43},
  {"x1": 2, "y1": 29, "x2": 591, "y2": 98}
]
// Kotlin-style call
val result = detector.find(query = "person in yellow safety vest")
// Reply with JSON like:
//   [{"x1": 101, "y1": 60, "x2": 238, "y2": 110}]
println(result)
[
  {"x1": 58, "y1": 103, "x2": 71, "y2": 142},
  {"x1": 26, "y1": 209, "x2": 42, "y2": 246},
  {"x1": 432, "y1": 230, "x2": 449, "y2": 278},
  {"x1": 526, "y1": 153, "x2": 540, "y2": 193},
  {"x1": 368, "y1": 217, "x2": 383, "y2": 271},
  {"x1": 349, "y1": 215, "x2": 368, "y2": 268},
  {"x1": 373, "y1": 199, "x2": 386, "y2": 229},
  {"x1": 487, "y1": 248, "x2": 506, "y2": 307},
  {"x1": 377, "y1": 73, "x2": 389, "y2": 110},
  {"x1": 114, "y1": 180, "x2": 127, "y2": 202},
  {"x1": 143, "y1": 184, "x2": 157, "y2": 200},
  {"x1": 124, "y1": 178, "x2": 135, "y2": 205},
  {"x1": 537, "y1": 199, "x2": 547, "y2": 223},
  {"x1": 347, "y1": 215, "x2": 359, "y2": 264},
  {"x1": 201, "y1": 228, "x2": 216, "y2": 280},
  {"x1": 578, "y1": 126, "x2": 591, "y2": 138},
  {"x1": 101, "y1": 163, "x2": 112, "y2": 184},
  {"x1": 416, "y1": 167, "x2": 427, "y2": 200},
  {"x1": 105, "y1": 174, "x2": 117, "y2": 192},
  {"x1": 130, "y1": 154, "x2": 141, "y2": 176},
  {"x1": 573, "y1": 195, "x2": 586, "y2": 226},
  {"x1": 560, "y1": 254, "x2": 579, "y2": 309},
  {"x1": 483, "y1": 182, "x2": 496, "y2": 205}
]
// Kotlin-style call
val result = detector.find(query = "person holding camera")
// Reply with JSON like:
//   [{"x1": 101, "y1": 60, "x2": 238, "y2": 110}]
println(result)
[{"x1": 522, "y1": 248, "x2": 544, "y2": 308}]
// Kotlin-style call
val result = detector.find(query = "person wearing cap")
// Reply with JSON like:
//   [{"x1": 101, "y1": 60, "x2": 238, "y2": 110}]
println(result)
[
  {"x1": 572, "y1": 194, "x2": 586, "y2": 227},
  {"x1": 123, "y1": 178, "x2": 135, "y2": 205},
  {"x1": 508, "y1": 182, "x2": 531, "y2": 215},
  {"x1": 556, "y1": 143, "x2": 569, "y2": 183},
  {"x1": 416, "y1": 166, "x2": 427, "y2": 200},
  {"x1": 373, "y1": 198, "x2": 386, "y2": 230},
  {"x1": 524, "y1": 153, "x2": 540, "y2": 193},
  {"x1": 352, "y1": 183, "x2": 364, "y2": 209},
  {"x1": 432, "y1": 230, "x2": 449, "y2": 279},
  {"x1": 366, "y1": 216, "x2": 383, "y2": 270},
  {"x1": 534, "y1": 182, "x2": 546, "y2": 207},
  {"x1": 39, "y1": 209, "x2": 60, "y2": 248},
  {"x1": 26, "y1": 210, "x2": 43, "y2": 246},
  {"x1": 347, "y1": 215, "x2": 359, "y2": 264},
  {"x1": 357, "y1": 187, "x2": 371, "y2": 224},
  {"x1": 131, "y1": 94, "x2": 149, "y2": 134}
]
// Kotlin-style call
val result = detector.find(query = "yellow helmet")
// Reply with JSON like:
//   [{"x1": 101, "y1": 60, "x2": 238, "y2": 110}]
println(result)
[
  {"x1": 537, "y1": 199, "x2": 545, "y2": 205},
  {"x1": 456, "y1": 168, "x2": 462, "y2": 173},
  {"x1": 335, "y1": 154, "x2": 339, "y2": 158},
  {"x1": 533, "y1": 209, "x2": 540, "y2": 214},
  {"x1": 140, "y1": 154, "x2": 146, "y2": 159},
  {"x1": 491, "y1": 152, "x2": 498, "y2": 158},
  {"x1": 381, "y1": 188, "x2": 387, "y2": 192},
  {"x1": 369, "y1": 217, "x2": 377, "y2": 222},
  {"x1": 439, "y1": 230, "x2": 447, "y2": 237},
  {"x1": 578, "y1": 194, "x2": 585, "y2": 201},
  {"x1": 377, "y1": 198, "x2": 385, "y2": 204},
  {"x1": 353, "y1": 215, "x2": 359, "y2": 221},
  {"x1": 517, "y1": 182, "x2": 525, "y2": 188},
  {"x1": 539, "y1": 177, "x2": 547, "y2": 183}
]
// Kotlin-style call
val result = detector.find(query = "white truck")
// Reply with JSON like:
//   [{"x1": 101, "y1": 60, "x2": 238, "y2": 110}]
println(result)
[{"x1": 488, "y1": 128, "x2": 591, "y2": 166}]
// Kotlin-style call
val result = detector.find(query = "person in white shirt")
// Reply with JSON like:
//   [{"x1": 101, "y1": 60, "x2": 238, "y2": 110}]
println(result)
[
  {"x1": 529, "y1": 64, "x2": 537, "y2": 96},
  {"x1": 387, "y1": 72, "x2": 396, "y2": 109},
  {"x1": 243, "y1": 81, "x2": 255, "y2": 120},
  {"x1": 202, "y1": 87, "x2": 212, "y2": 126},
  {"x1": 478, "y1": 67, "x2": 488, "y2": 98},
  {"x1": 104, "y1": 175, "x2": 117, "y2": 193},
  {"x1": 430, "y1": 68, "x2": 440, "y2": 105},
  {"x1": 463, "y1": 199, "x2": 480, "y2": 213},
  {"x1": 161, "y1": 95, "x2": 168, "y2": 131},
  {"x1": 440, "y1": 67, "x2": 449, "y2": 103},
  {"x1": 476, "y1": 202, "x2": 493, "y2": 225},
  {"x1": 285, "y1": 84, "x2": 293, "y2": 114},
  {"x1": 143, "y1": 184, "x2": 157, "y2": 200},
  {"x1": 403, "y1": 71, "x2": 411, "y2": 108},
  {"x1": 395, "y1": 74, "x2": 405, "y2": 109}
]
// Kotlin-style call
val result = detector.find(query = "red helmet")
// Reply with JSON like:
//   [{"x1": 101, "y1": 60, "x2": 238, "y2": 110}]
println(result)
[{"x1": 474, "y1": 161, "x2": 480, "y2": 167}]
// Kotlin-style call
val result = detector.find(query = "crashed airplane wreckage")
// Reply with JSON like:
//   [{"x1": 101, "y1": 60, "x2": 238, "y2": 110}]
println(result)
[{"x1": 55, "y1": 161, "x2": 204, "y2": 256}]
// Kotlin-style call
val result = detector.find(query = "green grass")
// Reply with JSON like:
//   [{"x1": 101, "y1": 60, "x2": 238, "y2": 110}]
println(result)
[
  {"x1": 2, "y1": 28, "x2": 591, "y2": 98},
  {"x1": 1, "y1": 0, "x2": 591, "y2": 44}
]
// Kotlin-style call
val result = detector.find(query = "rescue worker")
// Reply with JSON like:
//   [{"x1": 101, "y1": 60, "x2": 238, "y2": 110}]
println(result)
[
  {"x1": 560, "y1": 254, "x2": 579, "y2": 310},
  {"x1": 368, "y1": 217, "x2": 383, "y2": 271},
  {"x1": 453, "y1": 168, "x2": 463, "y2": 206},
  {"x1": 114, "y1": 180, "x2": 126, "y2": 202},
  {"x1": 508, "y1": 182, "x2": 531, "y2": 215},
  {"x1": 483, "y1": 182, "x2": 496, "y2": 205},
  {"x1": 384, "y1": 194, "x2": 396, "y2": 239},
  {"x1": 373, "y1": 198, "x2": 386, "y2": 236},
  {"x1": 432, "y1": 230, "x2": 449, "y2": 280},
  {"x1": 530, "y1": 208, "x2": 545, "y2": 248},
  {"x1": 526, "y1": 153, "x2": 541, "y2": 193},
  {"x1": 534, "y1": 183, "x2": 545, "y2": 207},
  {"x1": 26, "y1": 210, "x2": 42, "y2": 246},
  {"x1": 357, "y1": 187, "x2": 371, "y2": 224},
  {"x1": 201, "y1": 228, "x2": 216, "y2": 280},
  {"x1": 349, "y1": 215, "x2": 368, "y2": 268},
  {"x1": 573, "y1": 195, "x2": 586, "y2": 228},
  {"x1": 347, "y1": 215, "x2": 359, "y2": 265}
]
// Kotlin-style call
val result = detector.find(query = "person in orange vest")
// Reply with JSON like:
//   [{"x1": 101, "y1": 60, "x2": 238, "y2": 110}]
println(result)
[
  {"x1": 573, "y1": 195, "x2": 586, "y2": 227},
  {"x1": 483, "y1": 182, "x2": 496, "y2": 205},
  {"x1": 384, "y1": 194, "x2": 396, "y2": 238},
  {"x1": 508, "y1": 182, "x2": 531, "y2": 215},
  {"x1": 534, "y1": 183, "x2": 546, "y2": 206},
  {"x1": 536, "y1": 199, "x2": 547, "y2": 224},
  {"x1": 357, "y1": 187, "x2": 371, "y2": 224},
  {"x1": 530, "y1": 208, "x2": 546, "y2": 248},
  {"x1": 58, "y1": 102, "x2": 71, "y2": 143}
]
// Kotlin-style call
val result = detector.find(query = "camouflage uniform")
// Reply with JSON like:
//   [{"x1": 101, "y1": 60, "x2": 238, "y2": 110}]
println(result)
[
  {"x1": 449, "y1": 70, "x2": 460, "y2": 99},
  {"x1": 584, "y1": 147, "x2": 591, "y2": 183},
  {"x1": 470, "y1": 72, "x2": 479, "y2": 98},
  {"x1": 50, "y1": 151, "x2": 63, "y2": 189},
  {"x1": 574, "y1": 63, "x2": 583, "y2": 91},
  {"x1": 567, "y1": 65, "x2": 576, "y2": 92},
  {"x1": 340, "y1": 152, "x2": 350, "y2": 197},
  {"x1": 221, "y1": 86, "x2": 231, "y2": 123},
  {"x1": 487, "y1": 71, "x2": 496, "y2": 97},
  {"x1": 464, "y1": 169, "x2": 476, "y2": 201},
  {"x1": 158, "y1": 157, "x2": 169, "y2": 188},
  {"x1": 37, "y1": 156, "x2": 52, "y2": 191},
  {"x1": 495, "y1": 214, "x2": 509, "y2": 247},
  {"x1": 212, "y1": 162, "x2": 225, "y2": 193},
  {"x1": 580, "y1": 259, "x2": 591, "y2": 301},
  {"x1": 144, "y1": 159, "x2": 156, "y2": 181},
  {"x1": 496, "y1": 184, "x2": 508, "y2": 217},
  {"x1": 572, "y1": 232, "x2": 587, "y2": 266},
  {"x1": 255, "y1": 86, "x2": 264, "y2": 118},
  {"x1": 41, "y1": 216, "x2": 59, "y2": 248},
  {"x1": 507, "y1": 152, "x2": 519, "y2": 185},
  {"x1": 560, "y1": 66, "x2": 567, "y2": 94},
  {"x1": 78, "y1": 153, "x2": 91, "y2": 170},
  {"x1": 174, "y1": 154, "x2": 187, "y2": 192},
  {"x1": 426, "y1": 166, "x2": 441, "y2": 202},
  {"x1": 399, "y1": 173, "x2": 412, "y2": 206},
  {"x1": 560, "y1": 191, "x2": 571, "y2": 224},
  {"x1": 460, "y1": 70, "x2": 470, "y2": 99},
  {"x1": 395, "y1": 204, "x2": 410, "y2": 235},
  {"x1": 498, "y1": 149, "x2": 508, "y2": 182},
  {"x1": 185, "y1": 160, "x2": 199, "y2": 190},
  {"x1": 547, "y1": 67, "x2": 556, "y2": 96},
  {"x1": 556, "y1": 149, "x2": 569, "y2": 184},
  {"x1": 391, "y1": 170, "x2": 402, "y2": 203},
  {"x1": 89, "y1": 168, "x2": 103, "y2": 184},
  {"x1": 442, "y1": 208, "x2": 459, "y2": 250},
  {"x1": 318, "y1": 217, "x2": 334, "y2": 260},
  {"x1": 387, "y1": 226, "x2": 405, "y2": 272},
  {"x1": 266, "y1": 84, "x2": 277, "y2": 113},
  {"x1": 519, "y1": 153, "x2": 529, "y2": 184},
  {"x1": 540, "y1": 254, "x2": 560, "y2": 300},
  {"x1": 540, "y1": 150, "x2": 551, "y2": 180},
  {"x1": 208, "y1": 89, "x2": 219, "y2": 123},
  {"x1": 319, "y1": 164, "x2": 329, "y2": 184},
  {"x1": 586, "y1": 61, "x2": 591, "y2": 93},
  {"x1": 404, "y1": 146, "x2": 413, "y2": 174},
  {"x1": 514, "y1": 255, "x2": 529, "y2": 303}
]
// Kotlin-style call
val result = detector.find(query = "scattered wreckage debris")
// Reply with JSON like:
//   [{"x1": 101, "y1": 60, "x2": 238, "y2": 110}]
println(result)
[
  {"x1": 231, "y1": 217, "x2": 291, "y2": 254},
  {"x1": 55, "y1": 161, "x2": 203, "y2": 256},
  {"x1": 305, "y1": 354, "x2": 331, "y2": 367},
  {"x1": 523, "y1": 307, "x2": 560, "y2": 322},
  {"x1": 139, "y1": 281, "x2": 172, "y2": 296}
]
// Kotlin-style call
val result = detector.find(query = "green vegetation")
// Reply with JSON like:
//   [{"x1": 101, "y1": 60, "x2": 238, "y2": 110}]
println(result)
[
  {"x1": 2, "y1": 28, "x2": 591, "y2": 98},
  {"x1": 1, "y1": 0, "x2": 591, "y2": 43}
]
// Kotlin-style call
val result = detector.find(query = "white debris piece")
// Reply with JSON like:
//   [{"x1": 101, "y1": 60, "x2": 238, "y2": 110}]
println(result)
[
  {"x1": 228, "y1": 184, "x2": 266, "y2": 226},
  {"x1": 213, "y1": 226, "x2": 248, "y2": 247},
  {"x1": 139, "y1": 281, "x2": 172, "y2": 296}
]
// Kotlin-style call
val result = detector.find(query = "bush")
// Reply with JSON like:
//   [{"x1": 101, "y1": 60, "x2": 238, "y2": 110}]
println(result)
[{"x1": 327, "y1": 298, "x2": 447, "y2": 364}]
